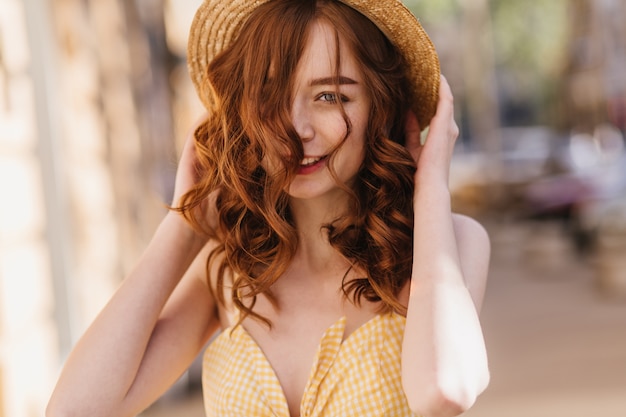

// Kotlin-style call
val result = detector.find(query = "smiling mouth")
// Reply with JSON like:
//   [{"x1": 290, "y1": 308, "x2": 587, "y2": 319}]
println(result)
[{"x1": 300, "y1": 155, "x2": 327, "y2": 167}]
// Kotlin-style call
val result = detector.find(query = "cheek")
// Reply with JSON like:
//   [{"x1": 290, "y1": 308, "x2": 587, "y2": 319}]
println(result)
[
  {"x1": 339, "y1": 127, "x2": 367, "y2": 171},
  {"x1": 321, "y1": 112, "x2": 351, "y2": 141},
  {"x1": 348, "y1": 113, "x2": 369, "y2": 154}
]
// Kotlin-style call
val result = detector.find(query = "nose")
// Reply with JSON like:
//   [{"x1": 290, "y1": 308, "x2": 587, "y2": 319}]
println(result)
[{"x1": 291, "y1": 100, "x2": 314, "y2": 142}]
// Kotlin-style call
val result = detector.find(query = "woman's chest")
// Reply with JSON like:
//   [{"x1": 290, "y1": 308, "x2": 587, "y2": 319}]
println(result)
[
  {"x1": 203, "y1": 309, "x2": 412, "y2": 417},
  {"x1": 239, "y1": 297, "x2": 381, "y2": 416}
]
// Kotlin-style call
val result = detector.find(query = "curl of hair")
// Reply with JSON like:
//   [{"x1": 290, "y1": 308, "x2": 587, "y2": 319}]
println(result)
[{"x1": 178, "y1": 0, "x2": 416, "y2": 326}]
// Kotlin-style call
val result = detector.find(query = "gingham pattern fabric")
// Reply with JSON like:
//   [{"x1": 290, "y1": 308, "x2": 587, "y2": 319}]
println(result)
[{"x1": 202, "y1": 313, "x2": 419, "y2": 416}]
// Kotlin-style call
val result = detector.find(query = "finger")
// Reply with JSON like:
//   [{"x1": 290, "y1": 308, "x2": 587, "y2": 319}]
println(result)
[
  {"x1": 405, "y1": 110, "x2": 421, "y2": 143},
  {"x1": 181, "y1": 134, "x2": 199, "y2": 165},
  {"x1": 432, "y1": 75, "x2": 454, "y2": 124},
  {"x1": 404, "y1": 110, "x2": 424, "y2": 162},
  {"x1": 425, "y1": 75, "x2": 458, "y2": 143}
]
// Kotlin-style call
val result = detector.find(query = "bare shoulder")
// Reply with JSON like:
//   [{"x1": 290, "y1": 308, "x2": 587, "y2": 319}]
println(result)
[
  {"x1": 182, "y1": 235, "x2": 225, "y2": 306},
  {"x1": 451, "y1": 213, "x2": 491, "y2": 311},
  {"x1": 188, "y1": 234, "x2": 235, "y2": 326}
]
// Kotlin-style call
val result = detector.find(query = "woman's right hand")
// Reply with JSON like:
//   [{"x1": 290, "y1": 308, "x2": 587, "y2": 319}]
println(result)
[
  {"x1": 169, "y1": 116, "x2": 218, "y2": 241},
  {"x1": 172, "y1": 121, "x2": 204, "y2": 209}
]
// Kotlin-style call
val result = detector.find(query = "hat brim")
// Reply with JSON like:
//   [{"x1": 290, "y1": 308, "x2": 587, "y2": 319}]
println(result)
[{"x1": 187, "y1": 0, "x2": 440, "y2": 129}]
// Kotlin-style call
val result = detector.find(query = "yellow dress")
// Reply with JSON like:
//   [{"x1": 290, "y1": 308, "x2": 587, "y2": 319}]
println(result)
[{"x1": 202, "y1": 312, "x2": 419, "y2": 417}]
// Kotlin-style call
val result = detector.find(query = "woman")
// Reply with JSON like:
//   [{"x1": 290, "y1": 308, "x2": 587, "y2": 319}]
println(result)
[{"x1": 47, "y1": 1, "x2": 490, "y2": 416}]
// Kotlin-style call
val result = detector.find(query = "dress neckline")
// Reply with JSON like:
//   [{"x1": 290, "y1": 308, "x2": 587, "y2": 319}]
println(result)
[{"x1": 219, "y1": 313, "x2": 401, "y2": 417}]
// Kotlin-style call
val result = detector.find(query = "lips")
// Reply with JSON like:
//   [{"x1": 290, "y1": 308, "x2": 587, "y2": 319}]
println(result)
[{"x1": 297, "y1": 155, "x2": 328, "y2": 174}]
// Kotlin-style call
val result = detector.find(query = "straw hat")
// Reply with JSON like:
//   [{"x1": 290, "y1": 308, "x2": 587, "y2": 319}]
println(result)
[{"x1": 187, "y1": 0, "x2": 440, "y2": 129}]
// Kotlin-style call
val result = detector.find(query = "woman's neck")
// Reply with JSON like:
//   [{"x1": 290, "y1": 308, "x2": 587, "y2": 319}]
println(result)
[{"x1": 287, "y1": 193, "x2": 351, "y2": 277}]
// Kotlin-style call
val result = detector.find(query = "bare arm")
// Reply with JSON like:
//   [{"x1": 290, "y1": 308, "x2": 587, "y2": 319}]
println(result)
[
  {"x1": 47, "y1": 130, "x2": 219, "y2": 417},
  {"x1": 401, "y1": 76, "x2": 490, "y2": 417}
]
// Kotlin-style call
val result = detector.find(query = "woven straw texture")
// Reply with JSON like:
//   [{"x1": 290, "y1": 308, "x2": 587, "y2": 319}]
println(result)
[{"x1": 187, "y1": 0, "x2": 440, "y2": 129}]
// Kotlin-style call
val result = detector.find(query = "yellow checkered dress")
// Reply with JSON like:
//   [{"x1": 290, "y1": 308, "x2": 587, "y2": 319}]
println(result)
[{"x1": 202, "y1": 313, "x2": 419, "y2": 416}]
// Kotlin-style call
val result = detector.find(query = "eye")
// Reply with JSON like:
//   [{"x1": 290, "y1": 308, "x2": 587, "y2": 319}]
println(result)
[
  {"x1": 318, "y1": 92, "x2": 348, "y2": 104},
  {"x1": 319, "y1": 92, "x2": 337, "y2": 103}
]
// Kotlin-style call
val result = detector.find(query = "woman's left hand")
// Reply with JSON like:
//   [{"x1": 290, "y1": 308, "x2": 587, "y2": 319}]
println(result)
[{"x1": 404, "y1": 75, "x2": 459, "y2": 189}]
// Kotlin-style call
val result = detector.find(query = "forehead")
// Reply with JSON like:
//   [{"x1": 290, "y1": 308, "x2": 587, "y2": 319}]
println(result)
[{"x1": 296, "y1": 20, "x2": 362, "y2": 81}]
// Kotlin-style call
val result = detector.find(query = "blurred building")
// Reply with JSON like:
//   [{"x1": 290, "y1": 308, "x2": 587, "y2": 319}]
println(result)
[
  {"x1": 563, "y1": 0, "x2": 626, "y2": 133},
  {"x1": 0, "y1": 1, "x2": 201, "y2": 416}
]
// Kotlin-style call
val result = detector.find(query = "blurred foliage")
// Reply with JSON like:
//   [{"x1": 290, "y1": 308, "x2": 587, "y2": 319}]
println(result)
[
  {"x1": 490, "y1": 0, "x2": 567, "y2": 77},
  {"x1": 490, "y1": 0, "x2": 568, "y2": 126},
  {"x1": 405, "y1": 0, "x2": 459, "y2": 22},
  {"x1": 407, "y1": 0, "x2": 570, "y2": 127}
]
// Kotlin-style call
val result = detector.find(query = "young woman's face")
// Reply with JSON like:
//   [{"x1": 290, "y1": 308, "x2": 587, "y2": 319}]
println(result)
[{"x1": 286, "y1": 19, "x2": 371, "y2": 201}]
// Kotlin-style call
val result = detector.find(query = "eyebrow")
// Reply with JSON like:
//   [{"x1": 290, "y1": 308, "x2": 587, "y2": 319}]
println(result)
[{"x1": 309, "y1": 76, "x2": 358, "y2": 86}]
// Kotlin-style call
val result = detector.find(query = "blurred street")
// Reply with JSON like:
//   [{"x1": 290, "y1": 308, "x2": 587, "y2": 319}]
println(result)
[
  {"x1": 142, "y1": 219, "x2": 626, "y2": 417},
  {"x1": 465, "y1": 219, "x2": 626, "y2": 417}
]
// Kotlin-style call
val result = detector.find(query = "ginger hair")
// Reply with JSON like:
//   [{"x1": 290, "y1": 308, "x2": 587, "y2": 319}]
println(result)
[{"x1": 178, "y1": 0, "x2": 415, "y2": 325}]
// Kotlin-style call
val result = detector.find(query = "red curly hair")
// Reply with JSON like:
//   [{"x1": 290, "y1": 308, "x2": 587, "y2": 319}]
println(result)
[{"x1": 178, "y1": 0, "x2": 416, "y2": 325}]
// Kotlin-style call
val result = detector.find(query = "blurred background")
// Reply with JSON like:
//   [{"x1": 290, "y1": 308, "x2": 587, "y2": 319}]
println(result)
[{"x1": 0, "y1": 0, "x2": 625, "y2": 416}]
